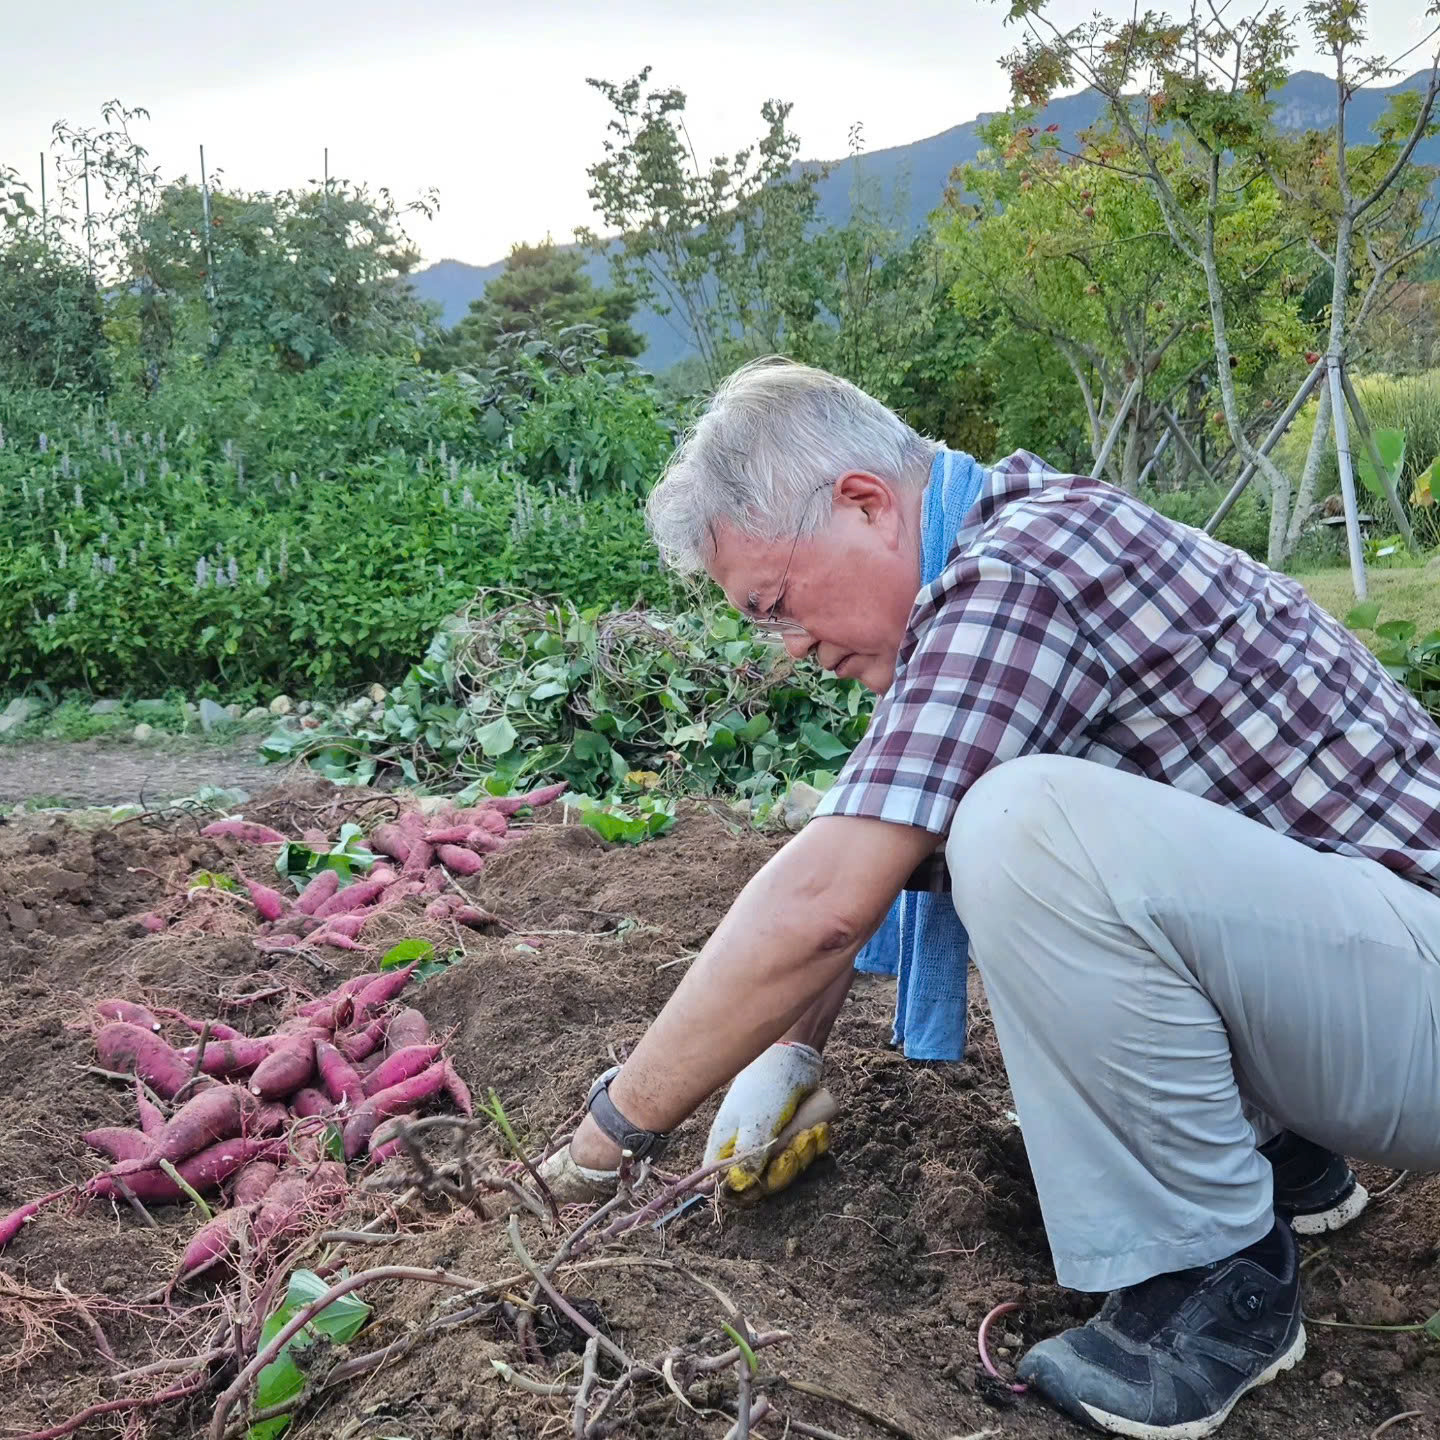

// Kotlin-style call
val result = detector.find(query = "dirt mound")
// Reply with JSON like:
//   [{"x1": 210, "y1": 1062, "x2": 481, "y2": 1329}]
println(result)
[{"x1": 1, "y1": 789, "x2": 1437, "y2": 1440}]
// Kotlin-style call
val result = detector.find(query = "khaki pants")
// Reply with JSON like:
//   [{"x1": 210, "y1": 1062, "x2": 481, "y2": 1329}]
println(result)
[{"x1": 946, "y1": 755, "x2": 1440, "y2": 1292}]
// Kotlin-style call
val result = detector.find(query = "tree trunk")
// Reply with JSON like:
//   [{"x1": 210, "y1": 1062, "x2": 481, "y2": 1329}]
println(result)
[{"x1": 1282, "y1": 378, "x2": 1333, "y2": 559}]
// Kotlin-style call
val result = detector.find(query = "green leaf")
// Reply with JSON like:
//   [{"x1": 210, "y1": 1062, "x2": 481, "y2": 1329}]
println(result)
[
  {"x1": 1344, "y1": 601, "x2": 1381, "y2": 632},
  {"x1": 1376, "y1": 619, "x2": 1417, "y2": 645},
  {"x1": 529, "y1": 679, "x2": 569, "y2": 701},
  {"x1": 1424, "y1": 1309, "x2": 1440, "y2": 1342},
  {"x1": 381, "y1": 938, "x2": 435, "y2": 971},
  {"x1": 799, "y1": 721, "x2": 850, "y2": 760},
  {"x1": 1356, "y1": 427, "x2": 1406, "y2": 499},
  {"x1": 476, "y1": 717, "x2": 519, "y2": 757}
]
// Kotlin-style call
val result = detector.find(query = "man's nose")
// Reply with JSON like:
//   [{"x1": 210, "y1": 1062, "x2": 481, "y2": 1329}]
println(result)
[{"x1": 783, "y1": 630, "x2": 814, "y2": 661}]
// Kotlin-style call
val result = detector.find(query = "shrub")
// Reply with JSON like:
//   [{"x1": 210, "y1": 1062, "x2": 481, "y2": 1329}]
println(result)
[{"x1": 1141, "y1": 485, "x2": 1270, "y2": 562}]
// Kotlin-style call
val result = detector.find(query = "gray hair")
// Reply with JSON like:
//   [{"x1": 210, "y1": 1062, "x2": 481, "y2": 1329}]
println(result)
[{"x1": 645, "y1": 357, "x2": 938, "y2": 574}]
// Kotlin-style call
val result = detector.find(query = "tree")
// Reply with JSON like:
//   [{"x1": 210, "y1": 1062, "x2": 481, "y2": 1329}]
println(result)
[
  {"x1": 997, "y1": 0, "x2": 1440, "y2": 580},
  {"x1": 581, "y1": 68, "x2": 824, "y2": 385},
  {"x1": 940, "y1": 120, "x2": 1313, "y2": 492},
  {"x1": 427, "y1": 239, "x2": 643, "y2": 372}
]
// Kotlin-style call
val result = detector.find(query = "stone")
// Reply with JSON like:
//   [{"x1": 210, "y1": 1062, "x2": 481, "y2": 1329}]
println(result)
[
  {"x1": 244, "y1": 707, "x2": 269, "y2": 723},
  {"x1": 300, "y1": 715, "x2": 321, "y2": 730},
  {"x1": 269, "y1": 695, "x2": 294, "y2": 716},
  {"x1": 133, "y1": 723, "x2": 155, "y2": 741},
  {"x1": 88, "y1": 699, "x2": 123, "y2": 715},
  {"x1": 782, "y1": 780, "x2": 824, "y2": 832},
  {"x1": 1319, "y1": 1370, "x2": 1344, "y2": 1389},
  {"x1": 296, "y1": 701, "x2": 313, "y2": 717},
  {"x1": 0, "y1": 697, "x2": 37, "y2": 735},
  {"x1": 368, "y1": 683, "x2": 387, "y2": 703},
  {"x1": 198, "y1": 698, "x2": 229, "y2": 733},
  {"x1": 226, "y1": 703, "x2": 244, "y2": 721},
  {"x1": 132, "y1": 698, "x2": 170, "y2": 716}
]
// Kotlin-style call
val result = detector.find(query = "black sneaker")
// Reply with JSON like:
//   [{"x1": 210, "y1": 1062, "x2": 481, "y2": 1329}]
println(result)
[
  {"x1": 1016, "y1": 1219, "x2": 1305, "y2": 1438},
  {"x1": 1261, "y1": 1130, "x2": 1368, "y2": 1235}
]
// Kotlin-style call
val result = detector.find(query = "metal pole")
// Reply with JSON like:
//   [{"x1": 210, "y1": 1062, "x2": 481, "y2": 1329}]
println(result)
[
  {"x1": 1205, "y1": 357, "x2": 1327, "y2": 533},
  {"x1": 1137, "y1": 427, "x2": 1173, "y2": 490},
  {"x1": 199, "y1": 144, "x2": 216, "y2": 305},
  {"x1": 1328, "y1": 355, "x2": 1369, "y2": 601},
  {"x1": 1338, "y1": 362, "x2": 1418, "y2": 553},
  {"x1": 1092, "y1": 373, "x2": 1144, "y2": 481},
  {"x1": 83, "y1": 147, "x2": 93, "y2": 276},
  {"x1": 39, "y1": 152, "x2": 46, "y2": 237}
]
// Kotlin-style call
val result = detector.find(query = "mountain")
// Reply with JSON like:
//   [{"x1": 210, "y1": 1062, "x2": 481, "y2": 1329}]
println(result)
[{"x1": 409, "y1": 69, "x2": 1438, "y2": 373}]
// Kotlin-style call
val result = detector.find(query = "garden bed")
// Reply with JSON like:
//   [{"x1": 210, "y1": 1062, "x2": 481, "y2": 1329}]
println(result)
[{"x1": 1, "y1": 786, "x2": 1436, "y2": 1439}]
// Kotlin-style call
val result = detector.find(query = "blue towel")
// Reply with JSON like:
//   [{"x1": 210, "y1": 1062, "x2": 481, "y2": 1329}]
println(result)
[{"x1": 851, "y1": 447, "x2": 984, "y2": 1061}]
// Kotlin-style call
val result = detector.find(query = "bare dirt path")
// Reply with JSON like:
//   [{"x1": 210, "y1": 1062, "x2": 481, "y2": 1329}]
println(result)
[{"x1": 0, "y1": 737, "x2": 275, "y2": 807}]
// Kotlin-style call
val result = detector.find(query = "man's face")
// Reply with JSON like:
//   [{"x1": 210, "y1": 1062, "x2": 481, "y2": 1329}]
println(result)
[{"x1": 707, "y1": 471, "x2": 923, "y2": 694}]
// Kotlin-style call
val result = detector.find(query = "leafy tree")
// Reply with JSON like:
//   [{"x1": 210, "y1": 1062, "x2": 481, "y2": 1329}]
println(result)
[
  {"x1": 427, "y1": 239, "x2": 643, "y2": 372},
  {"x1": 581, "y1": 68, "x2": 824, "y2": 385}
]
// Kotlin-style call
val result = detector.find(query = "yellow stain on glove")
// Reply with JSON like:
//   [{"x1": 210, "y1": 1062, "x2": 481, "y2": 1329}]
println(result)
[{"x1": 723, "y1": 1091, "x2": 834, "y2": 1197}]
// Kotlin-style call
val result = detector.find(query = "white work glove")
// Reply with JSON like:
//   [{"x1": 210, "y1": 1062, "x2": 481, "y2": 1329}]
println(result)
[
  {"x1": 535, "y1": 1146, "x2": 620, "y2": 1205},
  {"x1": 704, "y1": 1041, "x2": 829, "y2": 1198}
]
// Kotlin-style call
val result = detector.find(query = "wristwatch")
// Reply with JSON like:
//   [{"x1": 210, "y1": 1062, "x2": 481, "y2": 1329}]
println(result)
[{"x1": 585, "y1": 1066, "x2": 670, "y2": 1160}]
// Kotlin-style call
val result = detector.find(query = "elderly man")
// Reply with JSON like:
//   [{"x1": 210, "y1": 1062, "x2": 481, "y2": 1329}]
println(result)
[{"x1": 538, "y1": 358, "x2": 1440, "y2": 1438}]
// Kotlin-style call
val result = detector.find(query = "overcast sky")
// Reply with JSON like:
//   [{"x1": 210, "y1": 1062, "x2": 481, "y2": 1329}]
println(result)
[{"x1": 3, "y1": 1, "x2": 1432, "y2": 267}]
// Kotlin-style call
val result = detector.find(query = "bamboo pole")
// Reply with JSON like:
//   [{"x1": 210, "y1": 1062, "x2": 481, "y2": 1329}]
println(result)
[
  {"x1": 1327, "y1": 355, "x2": 1369, "y2": 601},
  {"x1": 1093, "y1": 373, "x2": 1144, "y2": 481},
  {"x1": 1339, "y1": 363, "x2": 1417, "y2": 554}
]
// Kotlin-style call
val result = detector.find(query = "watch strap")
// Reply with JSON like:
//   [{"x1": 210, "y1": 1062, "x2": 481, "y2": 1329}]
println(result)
[{"x1": 585, "y1": 1066, "x2": 668, "y2": 1160}]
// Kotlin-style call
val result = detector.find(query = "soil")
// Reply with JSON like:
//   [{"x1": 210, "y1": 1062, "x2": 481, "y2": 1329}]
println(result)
[
  {"x1": 0, "y1": 738, "x2": 275, "y2": 807},
  {"x1": 1, "y1": 784, "x2": 1437, "y2": 1440}
]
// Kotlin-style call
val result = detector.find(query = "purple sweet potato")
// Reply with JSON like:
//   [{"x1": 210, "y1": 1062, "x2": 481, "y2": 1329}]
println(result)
[
  {"x1": 453, "y1": 904, "x2": 498, "y2": 929},
  {"x1": 251, "y1": 1102, "x2": 292, "y2": 1135},
  {"x1": 248, "y1": 1035, "x2": 315, "y2": 1099},
  {"x1": 231, "y1": 1159, "x2": 280, "y2": 1206},
  {"x1": 110, "y1": 1086, "x2": 254, "y2": 1174},
  {"x1": 421, "y1": 824, "x2": 473, "y2": 845},
  {"x1": 137, "y1": 912, "x2": 167, "y2": 934},
  {"x1": 423, "y1": 897, "x2": 453, "y2": 922},
  {"x1": 96, "y1": 999, "x2": 162, "y2": 1032},
  {"x1": 308, "y1": 929, "x2": 369, "y2": 951},
  {"x1": 84, "y1": 1127, "x2": 154, "y2": 1163},
  {"x1": 290, "y1": 1087, "x2": 334, "y2": 1118},
  {"x1": 368, "y1": 1136, "x2": 403, "y2": 1165},
  {"x1": 312, "y1": 878, "x2": 387, "y2": 920},
  {"x1": 88, "y1": 1137, "x2": 278, "y2": 1204},
  {"x1": 383, "y1": 1007, "x2": 430, "y2": 1051},
  {"x1": 179, "y1": 1035, "x2": 276, "y2": 1076},
  {"x1": 251, "y1": 1175, "x2": 310, "y2": 1243},
  {"x1": 362, "y1": 1044, "x2": 442, "y2": 1097},
  {"x1": 200, "y1": 819, "x2": 289, "y2": 845},
  {"x1": 401, "y1": 841, "x2": 436, "y2": 879},
  {"x1": 321, "y1": 913, "x2": 370, "y2": 941},
  {"x1": 420, "y1": 867, "x2": 449, "y2": 897},
  {"x1": 136, "y1": 1081, "x2": 166, "y2": 1138},
  {"x1": 94, "y1": 1022, "x2": 192, "y2": 1097},
  {"x1": 491, "y1": 780, "x2": 568, "y2": 816},
  {"x1": 238, "y1": 870, "x2": 288, "y2": 923},
  {"x1": 342, "y1": 1062, "x2": 448, "y2": 1159},
  {"x1": 368, "y1": 863, "x2": 398, "y2": 887},
  {"x1": 441, "y1": 1061, "x2": 474, "y2": 1117},
  {"x1": 454, "y1": 805, "x2": 508, "y2": 835},
  {"x1": 463, "y1": 827, "x2": 507, "y2": 853},
  {"x1": 292, "y1": 867, "x2": 341, "y2": 916},
  {"x1": 0, "y1": 1190, "x2": 68, "y2": 1250},
  {"x1": 367, "y1": 823, "x2": 414, "y2": 863},
  {"x1": 316, "y1": 1041, "x2": 365, "y2": 1107},
  {"x1": 178, "y1": 1208, "x2": 246, "y2": 1279},
  {"x1": 352, "y1": 964, "x2": 416, "y2": 1023},
  {"x1": 162, "y1": 1012, "x2": 245, "y2": 1042},
  {"x1": 435, "y1": 843, "x2": 484, "y2": 876},
  {"x1": 336, "y1": 1017, "x2": 387, "y2": 1063}
]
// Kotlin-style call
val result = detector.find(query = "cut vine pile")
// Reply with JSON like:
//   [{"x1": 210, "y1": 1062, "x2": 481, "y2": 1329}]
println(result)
[{"x1": 1, "y1": 783, "x2": 1437, "y2": 1440}]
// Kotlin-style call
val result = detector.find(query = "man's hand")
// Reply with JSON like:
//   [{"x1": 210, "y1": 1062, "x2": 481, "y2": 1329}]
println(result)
[
  {"x1": 704, "y1": 1041, "x2": 828, "y2": 1196},
  {"x1": 536, "y1": 1145, "x2": 620, "y2": 1204}
]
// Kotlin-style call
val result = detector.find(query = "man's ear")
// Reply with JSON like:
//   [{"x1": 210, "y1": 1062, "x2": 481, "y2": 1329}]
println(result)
[{"x1": 834, "y1": 470, "x2": 894, "y2": 523}]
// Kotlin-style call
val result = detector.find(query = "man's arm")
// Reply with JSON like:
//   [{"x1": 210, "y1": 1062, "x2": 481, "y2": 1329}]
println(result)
[
  {"x1": 569, "y1": 814, "x2": 938, "y2": 1169},
  {"x1": 781, "y1": 963, "x2": 856, "y2": 1051}
]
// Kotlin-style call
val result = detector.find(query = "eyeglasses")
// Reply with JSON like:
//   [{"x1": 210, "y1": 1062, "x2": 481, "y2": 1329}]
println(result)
[{"x1": 745, "y1": 481, "x2": 835, "y2": 637}]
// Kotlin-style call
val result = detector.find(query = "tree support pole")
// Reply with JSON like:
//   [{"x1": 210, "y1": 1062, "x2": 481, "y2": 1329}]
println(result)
[
  {"x1": 1327, "y1": 355, "x2": 1369, "y2": 601},
  {"x1": 1338, "y1": 363, "x2": 1418, "y2": 554}
]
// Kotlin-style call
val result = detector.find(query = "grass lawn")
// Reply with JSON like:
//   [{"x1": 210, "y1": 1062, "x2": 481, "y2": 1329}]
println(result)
[{"x1": 1297, "y1": 563, "x2": 1440, "y2": 638}]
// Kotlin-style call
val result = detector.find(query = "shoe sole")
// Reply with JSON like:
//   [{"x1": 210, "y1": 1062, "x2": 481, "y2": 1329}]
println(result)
[
  {"x1": 1288, "y1": 1181, "x2": 1369, "y2": 1235},
  {"x1": 1076, "y1": 1325, "x2": 1307, "y2": 1439}
]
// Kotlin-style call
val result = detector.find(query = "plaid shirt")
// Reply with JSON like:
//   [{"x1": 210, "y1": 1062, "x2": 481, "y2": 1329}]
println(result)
[{"x1": 817, "y1": 450, "x2": 1440, "y2": 895}]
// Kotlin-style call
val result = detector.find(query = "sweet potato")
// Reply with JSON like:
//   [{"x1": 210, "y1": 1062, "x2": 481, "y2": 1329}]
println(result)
[
  {"x1": 163, "y1": 1012, "x2": 245, "y2": 1042},
  {"x1": 336, "y1": 1017, "x2": 387, "y2": 1063},
  {"x1": 96, "y1": 999, "x2": 161, "y2": 1032},
  {"x1": 231, "y1": 1159, "x2": 280, "y2": 1206},
  {"x1": 110, "y1": 1086, "x2": 253, "y2": 1174},
  {"x1": 180, "y1": 1036, "x2": 276, "y2": 1076},
  {"x1": 441, "y1": 1061, "x2": 474, "y2": 1117},
  {"x1": 309, "y1": 929, "x2": 369, "y2": 951},
  {"x1": 248, "y1": 1035, "x2": 315, "y2": 1099},
  {"x1": 290, "y1": 1087, "x2": 333, "y2": 1118},
  {"x1": 251, "y1": 1101, "x2": 291, "y2": 1135},
  {"x1": 453, "y1": 904, "x2": 498, "y2": 929},
  {"x1": 301, "y1": 828, "x2": 331, "y2": 852},
  {"x1": 436, "y1": 843, "x2": 484, "y2": 876},
  {"x1": 295, "y1": 973, "x2": 374, "y2": 1018},
  {"x1": 367, "y1": 1117, "x2": 406, "y2": 1156},
  {"x1": 383, "y1": 1008, "x2": 430, "y2": 1051},
  {"x1": 137, "y1": 912, "x2": 167, "y2": 933},
  {"x1": 491, "y1": 780, "x2": 567, "y2": 816},
  {"x1": 367, "y1": 823, "x2": 413, "y2": 863},
  {"x1": 342, "y1": 1062, "x2": 448, "y2": 1159},
  {"x1": 239, "y1": 871, "x2": 288, "y2": 923},
  {"x1": 420, "y1": 866, "x2": 449, "y2": 896},
  {"x1": 84, "y1": 1127, "x2": 153, "y2": 1163},
  {"x1": 352, "y1": 964, "x2": 417, "y2": 1023},
  {"x1": 94, "y1": 1022, "x2": 192, "y2": 1097},
  {"x1": 292, "y1": 867, "x2": 341, "y2": 916},
  {"x1": 453, "y1": 805, "x2": 507, "y2": 835},
  {"x1": 251, "y1": 1175, "x2": 310, "y2": 1243},
  {"x1": 355, "y1": 1050, "x2": 386, "y2": 1076},
  {"x1": 312, "y1": 878, "x2": 387, "y2": 920},
  {"x1": 463, "y1": 827, "x2": 506, "y2": 853},
  {"x1": 0, "y1": 1190, "x2": 68, "y2": 1250},
  {"x1": 135, "y1": 1081, "x2": 165, "y2": 1137},
  {"x1": 423, "y1": 898, "x2": 453, "y2": 922},
  {"x1": 316, "y1": 1041, "x2": 365, "y2": 1107},
  {"x1": 400, "y1": 840, "x2": 435, "y2": 878},
  {"x1": 321, "y1": 913, "x2": 370, "y2": 941},
  {"x1": 88, "y1": 1137, "x2": 279, "y2": 1204},
  {"x1": 368, "y1": 1136, "x2": 403, "y2": 1165},
  {"x1": 201, "y1": 819, "x2": 289, "y2": 845},
  {"x1": 178, "y1": 1209, "x2": 246, "y2": 1279},
  {"x1": 421, "y1": 824, "x2": 472, "y2": 845},
  {"x1": 362, "y1": 1043, "x2": 442, "y2": 1097},
  {"x1": 380, "y1": 878, "x2": 426, "y2": 905},
  {"x1": 368, "y1": 864, "x2": 398, "y2": 887}
]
